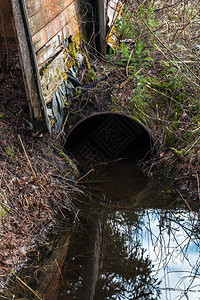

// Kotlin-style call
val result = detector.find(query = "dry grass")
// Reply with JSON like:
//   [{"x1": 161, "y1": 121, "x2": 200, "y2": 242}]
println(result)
[{"x1": 0, "y1": 68, "x2": 80, "y2": 289}]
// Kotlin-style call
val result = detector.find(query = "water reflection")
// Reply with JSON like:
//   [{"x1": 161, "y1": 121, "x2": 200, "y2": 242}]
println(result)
[
  {"x1": 54, "y1": 162, "x2": 200, "y2": 300},
  {"x1": 140, "y1": 209, "x2": 200, "y2": 299},
  {"x1": 3, "y1": 162, "x2": 199, "y2": 300},
  {"x1": 110, "y1": 209, "x2": 200, "y2": 300},
  {"x1": 56, "y1": 208, "x2": 200, "y2": 300},
  {"x1": 82, "y1": 160, "x2": 148, "y2": 201}
]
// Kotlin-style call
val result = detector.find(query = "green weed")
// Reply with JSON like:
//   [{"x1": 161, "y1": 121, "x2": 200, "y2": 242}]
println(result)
[
  {"x1": 6, "y1": 147, "x2": 15, "y2": 158},
  {"x1": 107, "y1": 0, "x2": 199, "y2": 170},
  {"x1": 0, "y1": 204, "x2": 9, "y2": 219}
]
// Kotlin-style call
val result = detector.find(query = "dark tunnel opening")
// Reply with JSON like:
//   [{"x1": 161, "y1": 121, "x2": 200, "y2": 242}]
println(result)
[{"x1": 64, "y1": 112, "x2": 154, "y2": 166}]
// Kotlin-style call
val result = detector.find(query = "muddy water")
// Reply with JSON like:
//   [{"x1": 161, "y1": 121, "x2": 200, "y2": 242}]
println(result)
[{"x1": 53, "y1": 161, "x2": 200, "y2": 300}]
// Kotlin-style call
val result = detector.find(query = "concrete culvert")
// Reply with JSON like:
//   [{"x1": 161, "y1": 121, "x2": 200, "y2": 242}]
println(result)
[{"x1": 64, "y1": 112, "x2": 154, "y2": 165}]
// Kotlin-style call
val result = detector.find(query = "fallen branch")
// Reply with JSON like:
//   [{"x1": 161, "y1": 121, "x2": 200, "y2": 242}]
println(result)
[
  {"x1": 16, "y1": 275, "x2": 43, "y2": 300},
  {"x1": 18, "y1": 134, "x2": 36, "y2": 178},
  {"x1": 176, "y1": 189, "x2": 195, "y2": 215}
]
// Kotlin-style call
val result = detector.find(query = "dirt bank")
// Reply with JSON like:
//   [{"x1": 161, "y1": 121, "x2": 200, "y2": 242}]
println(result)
[{"x1": 0, "y1": 57, "x2": 80, "y2": 288}]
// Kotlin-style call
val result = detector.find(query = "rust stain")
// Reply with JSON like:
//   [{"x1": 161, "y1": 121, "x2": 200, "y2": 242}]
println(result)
[
  {"x1": 26, "y1": 0, "x2": 69, "y2": 18},
  {"x1": 25, "y1": 0, "x2": 41, "y2": 18}
]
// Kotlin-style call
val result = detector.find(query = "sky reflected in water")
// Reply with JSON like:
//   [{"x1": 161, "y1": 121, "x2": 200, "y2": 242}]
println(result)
[
  {"x1": 59, "y1": 161, "x2": 200, "y2": 300},
  {"x1": 3, "y1": 161, "x2": 199, "y2": 300},
  {"x1": 113, "y1": 209, "x2": 200, "y2": 300}
]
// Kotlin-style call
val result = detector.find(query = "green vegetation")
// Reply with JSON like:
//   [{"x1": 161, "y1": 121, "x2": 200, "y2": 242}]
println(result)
[
  {"x1": 6, "y1": 147, "x2": 15, "y2": 158},
  {"x1": 0, "y1": 204, "x2": 9, "y2": 219},
  {"x1": 103, "y1": 0, "x2": 200, "y2": 182}
]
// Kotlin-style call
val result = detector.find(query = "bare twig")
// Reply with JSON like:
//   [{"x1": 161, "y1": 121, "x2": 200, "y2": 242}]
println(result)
[
  {"x1": 126, "y1": 48, "x2": 134, "y2": 77},
  {"x1": 196, "y1": 172, "x2": 200, "y2": 203},
  {"x1": 176, "y1": 189, "x2": 195, "y2": 215},
  {"x1": 18, "y1": 134, "x2": 36, "y2": 178},
  {"x1": 16, "y1": 276, "x2": 44, "y2": 300},
  {"x1": 142, "y1": 18, "x2": 200, "y2": 86},
  {"x1": 120, "y1": 68, "x2": 143, "y2": 88},
  {"x1": 184, "y1": 136, "x2": 200, "y2": 156},
  {"x1": 77, "y1": 168, "x2": 94, "y2": 182}
]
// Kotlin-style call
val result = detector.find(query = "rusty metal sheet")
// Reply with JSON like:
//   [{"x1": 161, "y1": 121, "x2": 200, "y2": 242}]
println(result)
[
  {"x1": 24, "y1": 0, "x2": 81, "y2": 115},
  {"x1": 26, "y1": 0, "x2": 80, "y2": 75},
  {"x1": 23, "y1": 0, "x2": 80, "y2": 71},
  {"x1": 26, "y1": 0, "x2": 74, "y2": 18},
  {"x1": 8, "y1": 0, "x2": 122, "y2": 134},
  {"x1": 9, "y1": 0, "x2": 119, "y2": 133},
  {"x1": 5, "y1": 0, "x2": 119, "y2": 134}
]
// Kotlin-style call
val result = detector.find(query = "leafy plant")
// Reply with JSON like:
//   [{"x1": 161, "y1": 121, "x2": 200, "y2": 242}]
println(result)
[{"x1": 106, "y1": 3, "x2": 158, "y2": 70}]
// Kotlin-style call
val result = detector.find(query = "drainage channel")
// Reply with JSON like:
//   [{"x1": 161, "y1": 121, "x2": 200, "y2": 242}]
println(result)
[
  {"x1": 40, "y1": 160, "x2": 200, "y2": 300},
  {"x1": 2, "y1": 159, "x2": 200, "y2": 300},
  {"x1": 2, "y1": 114, "x2": 200, "y2": 300}
]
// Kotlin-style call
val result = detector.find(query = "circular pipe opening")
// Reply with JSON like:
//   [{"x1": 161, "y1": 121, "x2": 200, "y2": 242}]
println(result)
[{"x1": 64, "y1": 112, "x2": 154, "y2": 164}]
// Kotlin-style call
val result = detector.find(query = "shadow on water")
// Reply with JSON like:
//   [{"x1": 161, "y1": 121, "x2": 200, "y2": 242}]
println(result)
[{"x1": 2, "y1": 161, "x2": 200, "y2": 300}]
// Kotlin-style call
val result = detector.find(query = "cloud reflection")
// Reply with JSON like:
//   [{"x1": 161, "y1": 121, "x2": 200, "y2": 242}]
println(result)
[{"x1": 126, "y1": 209, "x2": 200, "y2": 300}]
